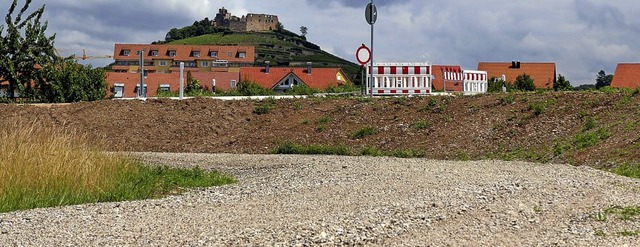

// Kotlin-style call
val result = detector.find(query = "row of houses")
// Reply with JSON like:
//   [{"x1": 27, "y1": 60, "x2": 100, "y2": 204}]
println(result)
[{"x1": 108, "y1": 44, "x2": 565, "y2": 97}]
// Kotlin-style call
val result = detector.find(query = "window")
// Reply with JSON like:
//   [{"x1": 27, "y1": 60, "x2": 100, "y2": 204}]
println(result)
[
  {"x1": 136, "y1": 50, "x2": 142, "y2": 55},
  {"x1": 201, "y1": 61, "x2": 209, "y2": 67},
  {"x1": 210, "y1": 51, "x2": 218, "y2": 58},
  {"x1": 113, "y1": 84, "x2": 124, "y2": 98},
  {"x1": 158, "y1": 84, "x2": 170, "y2": 92},
  {"x1": 135, "y1": 85, "x2": 148, "y2": 98},
  {"x1": 192, "y1": 51, "x2": 200, "y2": 57},
  {"x1": 186, "y1": 62, "x2": 196, "y2": 67},
  {"x1": 168, "y1": 50, "x2": 176, "y2": 57},
  {"x1": 150, "y1": 50, "x2": 159, "y2": 56},
  {"x1": 230, "y1": 80, "x2": 237, "y2": 88},
  {"x1": 122, "y1": 50, "x2": 130, "y2": 56},
  {"x1": 238, "y1": 52, "x2": 246, "y2": 58},
  {"x1": 228, "y1": 52, "x2": 233, "y2": 57},
  {"x1": 159, "y1": 61, "x2": 167, "y2": 66}
]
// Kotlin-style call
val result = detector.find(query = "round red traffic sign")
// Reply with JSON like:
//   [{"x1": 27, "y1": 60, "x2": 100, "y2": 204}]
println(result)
[{"x1": 356, "y1": 45, "x2": 371, "y2": 65}]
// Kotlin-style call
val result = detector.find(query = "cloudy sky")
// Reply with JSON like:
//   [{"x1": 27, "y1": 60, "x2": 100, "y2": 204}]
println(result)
[{"x1": 15, "y1": 0, "x2": 640, "y2": 85}]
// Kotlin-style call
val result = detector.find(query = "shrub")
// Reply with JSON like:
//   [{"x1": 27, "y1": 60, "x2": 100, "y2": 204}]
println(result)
[
  {"x1": 413, "y1": 120, "x2": 430, "y2": 130},
  {"x1": 272, "y1": 142, "x2": 351, "y2": 155},
  {"x1": 253, "y1": 104, "x2": 272, "y2": 115},
  {"x1": 515, "y1": 74, "x2": 536, "y2": 91},
  {"x1": 499, "y1": 94, "x2": 515, "y2": 105},
  {"x1": 360, "y1": 146, "x2": 385, "y2": 157},
  {"x1": 529, "y1": 102, "x2": 547, "y2": 116},
  {"x1": 351, "y1": 126, "x2": 378, "y2": 139}
]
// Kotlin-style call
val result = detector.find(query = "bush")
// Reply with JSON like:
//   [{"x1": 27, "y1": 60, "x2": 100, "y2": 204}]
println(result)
[
  {"x1": 272, "y1": 142, "x2": 351, "y2": 155},
  {"x1": 351, "y1": 126, "x2": 378, "y2": 139},
  {"x1": 253, "y1": 104, "x2": 272, "y2": 115},
  {"x1": 515, "y1": 74, "x2": 536, "y2": 91}
]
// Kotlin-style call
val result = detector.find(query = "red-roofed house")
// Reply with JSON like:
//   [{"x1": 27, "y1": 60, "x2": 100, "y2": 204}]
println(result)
[
  {"x1": 112, "y1": 44, "x2": 255, "y2": 74},
  {"x1": 106, "y1": 70, "x2": 240, "y2": 98},
  {"x1": 611, "y1": 63, "x2": 640, "y2": 89},
  {"x1": 240, "y1": 63, "x2": 351, "y2": 92},
  {"x1": 478, "y1": 62, "x2": 556, "y2": 89}
]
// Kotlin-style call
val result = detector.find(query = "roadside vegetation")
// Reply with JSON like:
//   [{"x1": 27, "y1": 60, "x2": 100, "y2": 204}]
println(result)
[{"x1": 0, "y1": 121, "x2": 235, "y2": 213}]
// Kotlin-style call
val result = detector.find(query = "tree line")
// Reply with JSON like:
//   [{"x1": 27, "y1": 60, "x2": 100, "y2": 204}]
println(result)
[
  {"x1": 486, "y1": 70, "x2": 614, "y2": 93},
  {"x1": 0, "y1": 0, "x2": 106, "y2": 103}
]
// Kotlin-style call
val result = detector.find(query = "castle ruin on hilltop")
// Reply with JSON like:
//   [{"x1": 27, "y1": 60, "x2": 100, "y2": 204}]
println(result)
[{"x1": 214, "y1": 7, "x2": 279, "y2": 32}]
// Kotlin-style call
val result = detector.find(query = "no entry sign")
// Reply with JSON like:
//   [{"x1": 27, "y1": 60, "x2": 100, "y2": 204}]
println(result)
[{"x1": 356, "y1": 44, "x2": 371, "y2": 65}]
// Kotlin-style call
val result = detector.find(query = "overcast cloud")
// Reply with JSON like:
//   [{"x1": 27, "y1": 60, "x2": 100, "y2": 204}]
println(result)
[{"x1": 13, "y1": 0, "x2": 640, "y2": 85}]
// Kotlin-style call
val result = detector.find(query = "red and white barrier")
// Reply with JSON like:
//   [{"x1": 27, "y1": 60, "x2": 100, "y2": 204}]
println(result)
[
  {"x1": 462, "y1": 70, "x2": 488, "y2": 94},
  {"x1": 366, "y1": 63, "x2": 433, "y2": 96}
]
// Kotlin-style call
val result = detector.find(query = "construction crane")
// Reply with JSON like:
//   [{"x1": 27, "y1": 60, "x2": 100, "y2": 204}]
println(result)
[
  {"x1": 77, "y1": 49, "x2": 113, "y2": 60},
  {"x1": 54, "y1": 48, "x2": 113, "y2": 60}
]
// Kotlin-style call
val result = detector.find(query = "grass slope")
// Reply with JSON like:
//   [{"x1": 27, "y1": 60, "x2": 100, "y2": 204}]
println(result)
[{"x1": 168, "y1": 32, "x2": 361, "y2": 79}]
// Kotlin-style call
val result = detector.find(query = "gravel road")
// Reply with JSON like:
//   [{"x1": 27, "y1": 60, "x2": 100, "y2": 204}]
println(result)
[{"x1": 1, "y1": 153, "x2": 639, "y2": 246}]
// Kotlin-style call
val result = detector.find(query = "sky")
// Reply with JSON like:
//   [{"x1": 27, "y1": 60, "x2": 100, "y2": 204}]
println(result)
[{"x1": 10, "y1": 0, "x2": 640, "y2": 85}]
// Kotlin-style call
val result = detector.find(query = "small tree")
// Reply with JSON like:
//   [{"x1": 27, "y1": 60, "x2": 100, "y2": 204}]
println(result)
[
  {"x1": 0, "y1": 0, "x2": 57, "y2": 99},
  {"x1": 595, "y1": 70, "x2": 613, "y2": 89},
  {"x1": 38, "y1": 58, "x2": 107, "y2": 103},
  {"x1": 487, "y1": 77, "x2": 506, "y2": 93},
  {"x1": 300, "y1": 26, "x2": 308, "y2": 37},
  {"x1": 514, "y1": 74, "x2": 536, "y2": 91},
  {"x1": 554, "y1": 74, "x2": 573, "y2": 91},
  {"x1": 186, "y1": 71, "x2": 202, "y2": 94}
]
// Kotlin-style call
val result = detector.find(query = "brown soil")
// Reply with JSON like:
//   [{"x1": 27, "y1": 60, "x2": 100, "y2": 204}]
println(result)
[{"x1": 1, "y1": 92, "x2": 638, "y2": 167}]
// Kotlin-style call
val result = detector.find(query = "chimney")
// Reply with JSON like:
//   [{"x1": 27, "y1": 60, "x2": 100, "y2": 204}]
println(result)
[
  {"x1": 265, "y1": 61, "x2": 270, "y2": 74},
  {"x1": 516, "y1": 61, "x2": 521, "y2": 69},
  {"x1": 306, "y1": 62, "x2": 312, "y2": 75}
]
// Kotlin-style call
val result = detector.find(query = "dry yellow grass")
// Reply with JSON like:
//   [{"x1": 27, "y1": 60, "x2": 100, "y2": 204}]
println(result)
[{"x1": 0, "y1": 120, "x2": 137, "y2": 211}]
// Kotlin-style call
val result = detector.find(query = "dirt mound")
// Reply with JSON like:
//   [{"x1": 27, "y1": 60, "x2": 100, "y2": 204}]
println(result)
[{"x1": 1, "y1": 92, "x2": 638, "y2": 166}]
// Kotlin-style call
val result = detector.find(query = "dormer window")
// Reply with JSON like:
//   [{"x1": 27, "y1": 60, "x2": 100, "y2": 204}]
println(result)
[
  {"x1": 150, "y1": 50, "x2": 159, "y2": 56},
  {"x1": 210, "y1": 51, "x2": 218, "y2": 58},
  {"x1": 192, "y1": 51, "x2": 201, "y2": 57},
  {"x1": 122, "y1": 50, "x2": 130, "y2": 56},
  {"x1": 237, "y1": 52, "x2": 246, "y2": 58},
  {"x1": 168, "y1": 50, "x2": 176, "y2": 57}
]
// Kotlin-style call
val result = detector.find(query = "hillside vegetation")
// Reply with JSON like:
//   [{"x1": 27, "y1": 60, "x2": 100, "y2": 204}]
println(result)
[{"x1": 165, "y1": 30, "x2": 361, "y2": 82}]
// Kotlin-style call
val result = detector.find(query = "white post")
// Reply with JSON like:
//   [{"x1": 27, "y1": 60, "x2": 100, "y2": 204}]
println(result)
[
  {"x1": 179, "y1": 62, "x2": 185, "y2": 100},
  {"x1": 212, "y1": 79, "x2": 216, "y2": 94}
]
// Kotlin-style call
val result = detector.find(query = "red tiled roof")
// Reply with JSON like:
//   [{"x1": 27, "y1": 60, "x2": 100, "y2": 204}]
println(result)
[
  {"x1": 240, "y1": 66, "x2": 349, "y2": 90},
  {"x1": 611, "y1": 63, "x2": 640, "y2": 89},
  {"x1": 478, "y1": 62, "x2": 556, "y2": 89},
  {"x1": 113, "y1": 44, "x2": 255, "y2": 64},
  {"x1": 106, "y1": 71, "x2": 239, "y2": 98},
  {"x1": 432, "y1": 65, "x2": 463, "y2": 92}
]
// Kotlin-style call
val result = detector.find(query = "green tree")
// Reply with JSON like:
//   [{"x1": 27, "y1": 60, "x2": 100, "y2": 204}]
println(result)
[
  {"x1": 38, "y1": 58, "x2": 107, "y2": 103},
  {"x1": 186, "y1": 71, "x2": 202, "y2": 94},
  {"x1": 0, "y1": 0, "x2": 57, "y2": 99},
  {"x1": 514, "y1": 74, "x2": 536, "y2": 91},
  {"x1": 595, "y1": 70, "x2": 613, "y2": 89},
  {"x1": 487, "y1": 77, "x2": 507, "y2": 93},
  {"x1": 554, "y1": 74, "x2": 573, "y2": 91}
]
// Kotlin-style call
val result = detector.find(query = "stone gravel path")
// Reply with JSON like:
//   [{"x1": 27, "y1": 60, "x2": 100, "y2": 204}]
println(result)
[{"x1": 1, "y1": 153, "x2": 639, "y2": 246}]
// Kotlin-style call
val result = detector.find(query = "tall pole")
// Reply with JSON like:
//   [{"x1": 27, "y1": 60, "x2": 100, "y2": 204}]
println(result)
[
  {"x1": 138, "y1": 50, "x2": 145, "y2": 98},
  {"x1": 369, "y1": 0, "x2": 374, "y2": 97},
  {"x1": 179, "y1": 62, "x2": 185, "y2": 100}
]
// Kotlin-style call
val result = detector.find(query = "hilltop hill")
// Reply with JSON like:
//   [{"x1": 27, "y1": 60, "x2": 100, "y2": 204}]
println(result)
[{"x1": 156, "y1": 21, "x2": 362, "y2": 82}]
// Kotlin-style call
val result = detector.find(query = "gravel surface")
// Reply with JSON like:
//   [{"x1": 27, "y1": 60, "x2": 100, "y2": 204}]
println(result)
[{"x1": 1, "y1": 153, "x2": 639, "y2": 246}]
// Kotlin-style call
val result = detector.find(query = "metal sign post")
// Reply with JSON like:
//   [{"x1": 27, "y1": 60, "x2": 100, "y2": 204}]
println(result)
[
  {"x1": 138, "y1": 50, "x2": 145, "y2": 98},
  {"x1": 365, "y1": 0, "x2": 377, "y2": 97}
]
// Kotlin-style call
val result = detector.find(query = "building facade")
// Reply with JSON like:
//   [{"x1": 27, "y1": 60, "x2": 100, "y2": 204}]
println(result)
[
  {"x1": 478, "y1": 62, "x2": 556, "y2": 89},
  {"x1": 112, "y1": 44, "x2": 255, "y2": 74}
]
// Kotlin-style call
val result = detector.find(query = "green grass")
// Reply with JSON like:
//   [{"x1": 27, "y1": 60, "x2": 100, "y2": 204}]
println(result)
[
  {"x1": 612, "y1": 163, "x2": 640, "y2": 179},
  {"x1": 272, "y1": 142, "x2": 351, "y2": 155},
  {"x1": 0, "y1": 121, "x2": 235, "y2": 213},
  {"x1": 413, "y1": 120, "x2": 430, "y2": 130},
  {"x1": 351, "y1": 126, "x2": 378, "y2": 139},
  {"x1": 253, "y1": 104, "x2": 272, "y2": 115},
  {"x1": 573, "y1": 127, "x2": 611, "y2": 149}
]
